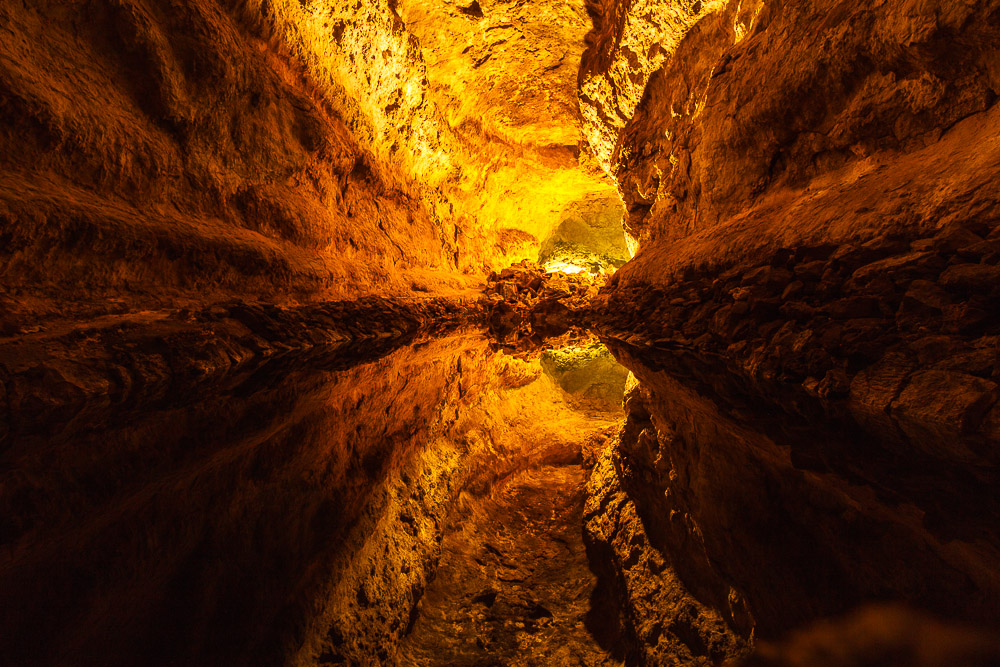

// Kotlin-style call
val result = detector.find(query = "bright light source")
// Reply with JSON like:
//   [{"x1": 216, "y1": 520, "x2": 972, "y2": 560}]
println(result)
[{"x1": 543, "y1": 261, "x2": 587, "y2": 274}]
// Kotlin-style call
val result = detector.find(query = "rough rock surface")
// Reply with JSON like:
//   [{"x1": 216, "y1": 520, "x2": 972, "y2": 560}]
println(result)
[
  {"x1": 401, "y1": 465, "x2": 619, "y2": 666},
  {"x1": 0, "y1": 0, "x2": 620, "y2": 370},
  {"x1": 595, "y1": 221, "x2": 1000, "y2": 463},
  {"x1": 483, "y1": 260, "x2": 607, "y2": 341},
  {"x1": 0, "y1": 0, "x2": 471, "y2": 329},
  {"x1": 579, "y1": 0, "x2": 723, "y2": 172},
  {"x1": 283, "y1": 0, "x2": 620, "y2": 271},
  {"x1": 599, "y1": 0, "x2": 1000, "y2": 259},
  {"x1": 580, "y1": 6, "x2": 1000, "y2": 654},
  {"x1": 4, "y1": 0, "x2": 1000, "y2": 664},
  {"x1": 0, "y1": 294, "x2": 481, "y2": 441}
]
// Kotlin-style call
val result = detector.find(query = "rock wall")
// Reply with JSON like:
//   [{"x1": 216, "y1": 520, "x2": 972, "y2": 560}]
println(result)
[
  {"x1": 583, "y1": 0, "x2": 1000, "y2": 481},
  {"x1": 0, "y1": 0, "x2": 623, "y2": 343},
  {"x1": 580, "y1": 1, "x2": 1000, "y2": 661},
  {"x1": 0, "y1": 0, "x2": 467, "y2": 333},
  {"x1": 594, "y1": 0, "x2": 1000, "y2": 270}
]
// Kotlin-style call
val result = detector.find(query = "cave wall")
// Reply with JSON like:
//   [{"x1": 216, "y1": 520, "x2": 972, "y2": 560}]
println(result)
[
  {"x1": 582, "y1": 0, "x2": 1000, "y2": 660},
  {"x1": 0, "y1": 0, "x2": 626, "y2": 340},
  {"x1": 588, "y1": 0, "x2": 1000, "y2": 457},
  {"x1": 0, "y1": 0, "x2": 470, "y2": 333},
  {"x1": 594, "y1": 0, "x2": 1000, "y2": 273}
]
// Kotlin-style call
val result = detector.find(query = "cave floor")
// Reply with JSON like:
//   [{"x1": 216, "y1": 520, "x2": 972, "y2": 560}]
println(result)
[{"x1": 400, "y1": 463, "x2": 622, "y2": 666}]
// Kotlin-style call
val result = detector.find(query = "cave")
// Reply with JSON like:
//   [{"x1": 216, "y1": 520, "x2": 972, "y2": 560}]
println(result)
[{"x1": 1, "y1": 0, "x2": 1000, "y2": 665}]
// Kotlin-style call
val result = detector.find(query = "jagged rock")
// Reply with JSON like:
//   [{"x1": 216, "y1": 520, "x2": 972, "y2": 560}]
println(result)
[
  {"x1": 939, "y1": 264, "x2": 1000, "y2": 292},
  {"x1": 890, "y1": 370, "x2": 998, "y2": 461}
]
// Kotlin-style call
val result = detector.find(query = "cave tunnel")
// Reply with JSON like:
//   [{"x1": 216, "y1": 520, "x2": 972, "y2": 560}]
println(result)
[{"x1": 2, "y1": 0, "x2": 1000, "y2": 665}]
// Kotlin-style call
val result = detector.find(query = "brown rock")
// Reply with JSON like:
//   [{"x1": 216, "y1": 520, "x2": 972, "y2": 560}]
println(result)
[
  {"x1": 849, "y1": 252, "x2": 941, "y2": 286},
  {"x1": 501, "y1": 282, "x2": 518, "y2": 301},
  {"x1": 825, "y1": 297, "x2": 885, "y2": 320},
  {"x1": 794, "y1": 261, "x2": 827, "y2": 282},
  {"x1": 902, "y1": 280, "x2": 951, "y2": 310},
  {"x1": 781, "y1": 281, "x2": 804, "y2": 300},
  {"x1": 907, "y1": 335, "x2": 964, "y2": 366},
  {"x1": 939, "y1": 263, "x2": 1000, "y2": 291},
  {"x1": 849, "y1": 352, "x2": 917, "y2": 415},
  {"x1": 911, "y1": 224, "x2": 983, "y2": 254},
  {"x1": 891, "y1": 370, "x2": 997, "y2": 458},
  {"x1": 742, "y1": 266, "x2": 795, "y2": 290},
  {"x1": 943, "y1": 302, "x2": 991, "y2": 335},
  {"x1": 815, "y1": 369, "x2": 850, "y2": 398}
]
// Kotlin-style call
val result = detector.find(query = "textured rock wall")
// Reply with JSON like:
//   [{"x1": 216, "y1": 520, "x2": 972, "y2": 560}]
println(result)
[
  {"x1": 0, "y1": 0, "x2": 467, "y2": 333},
  {"x1": 582, "y1": 1, "x2": 1000, "y2": 660},
  {"x1": 597, "y1": 0, "x2": 1000, "y2": 269},
  {"x1": 0, "y1": 0, "x2": 624, "y2": 344},
  {"x1": 579, "y1": 0, "x2": 725, "y2": 174},
  {"x1": 0, "y1": 295, "x2": 478, "y2": 442},
  {"x1": 588, "y1": 0, "x2": 1000, "y2": 556},
  {"x1": 596, "y1": 221, "x2": 1000, "y2": 463},
  {"x1": 267, "y1": 0, "x2": 621, "y2": 272}
]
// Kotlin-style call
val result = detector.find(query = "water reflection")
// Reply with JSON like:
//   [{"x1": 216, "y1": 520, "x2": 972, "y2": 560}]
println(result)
[
  {"x1": 1, "y1": 334, "x2": 482, "y2": 666},
  {"x1": 1, "y1": 330, "x2": 996, "y2": 666},
  {"x1": 601, "y1": 338, "x2": 1000, "y2": 642},
  {"x1": 0, "y1": 331, "x2": 629, "y2": 666},
  {"x1": 541, "y1": 342, "x2": 630, "y2": 414}
]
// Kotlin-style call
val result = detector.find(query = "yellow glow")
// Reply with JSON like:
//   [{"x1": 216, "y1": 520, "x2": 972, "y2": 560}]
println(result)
[{"x1": 543, "y1": 261, "x2": 587, "y2": 274}]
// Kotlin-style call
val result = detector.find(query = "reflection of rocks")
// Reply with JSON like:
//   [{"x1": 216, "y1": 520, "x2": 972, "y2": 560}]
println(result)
[
  {"x1": 585, "y1": 339, "x2": 1000, "y2": 661},
  {"x1": 585, "y1": 436, "x2": 748, "y2": 666},
  {"x1": 398, "y1": 335, "x2": 626, "y2": 665},
  {"x1": 540, "y1": 343, "x2": 630, "y2": 414},
  {"x1": 1, "y1": 335, "x2": 479, "y2": 667},
  {"x1": 0, "y1": 334, "x2": 623, "y2": 667},
  {"x1": 736, "y1": 604, "x2": 1000, "y2": 667},
  {"x1": 0, "y1": 296, "x2": 479, "y2": 441},
  {"x1": 400, "y1": 466, "x2": 619, "y2": 666}
]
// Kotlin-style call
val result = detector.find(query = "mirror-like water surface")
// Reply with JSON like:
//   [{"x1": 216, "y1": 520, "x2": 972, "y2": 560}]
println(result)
[{"x1": 1, "y1": 331, "x2": 996, "y2": 666}]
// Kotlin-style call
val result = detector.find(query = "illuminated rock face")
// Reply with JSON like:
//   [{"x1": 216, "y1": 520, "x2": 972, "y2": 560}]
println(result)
[
  {"x1": 287, "y1": 0, "x2": 620, "y2": 270},
  {"x1": 0, "y1": 0, "x2": 618, "y2": 339},
  {"x1": 596, "y1": 0, "x2": 1000, "y2": 269},
  {"x1": 579, "y1": 0, "x2": 726, "y2": 173},
  {"x1": 586, "y1": 0, "x2": 1000, "y2": 464},
  {"x1": 0, "y1": 0, "x2": 468, "y2": 331}
]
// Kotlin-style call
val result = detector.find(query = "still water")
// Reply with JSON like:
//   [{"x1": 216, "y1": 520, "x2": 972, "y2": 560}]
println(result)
[
  {"x1": 1, "y1": 330, "x2": 997, "y2": 665},
  {"x1": 0, "y1": 331, "x2": 628, "y2": 666}
]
